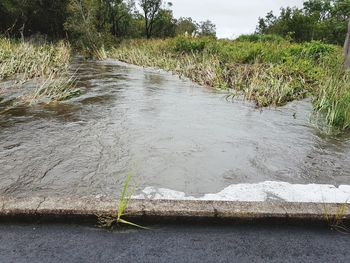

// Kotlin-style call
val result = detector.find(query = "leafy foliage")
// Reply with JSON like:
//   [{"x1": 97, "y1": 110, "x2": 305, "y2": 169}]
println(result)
[
  {"x1": 0, "y1": 0, "x2": 69, "y2": 39},
  {"x1": 199, "y1": 20, "x2": 217, "y2": 38},
  {"x1": 0, "y1": 0, "x2": 217, "y2": 46},
  {"x1": 174, "y1": 37, "x2": 210, "y2": 53},
  {"x1": 175, "y1": 17, "x2": 198, "y2": 36},
  {"x1": 257, "y1": 0, "x2": 350, "y2": 45},
  {"x1": 236, "y1": 34, "x2": 287, "y2": 43}
]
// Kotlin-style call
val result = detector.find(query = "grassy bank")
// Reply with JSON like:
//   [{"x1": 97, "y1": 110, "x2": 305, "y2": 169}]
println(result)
[
  {"x1": 0, "y1": 37, "x2": 76, "y2": 109},
  {"x1": 108, "y1": 36, "x2": 349, "y2": 132},
  {"x1": 1, "y1": 35, "x2": 348, "y2": 132}
]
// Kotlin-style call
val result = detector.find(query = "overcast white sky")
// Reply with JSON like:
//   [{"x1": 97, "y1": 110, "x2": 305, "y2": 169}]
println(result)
[{"x1": 170, "y1": 0, "x2": 305, "y2": 38}]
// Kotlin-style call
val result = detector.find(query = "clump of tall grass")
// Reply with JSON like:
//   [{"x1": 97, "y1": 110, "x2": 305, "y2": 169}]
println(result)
[
  {"x1": 323, "y1": 203, "x2": 350, "y2": 233},
  {"x1": 0, "y1": 37, "x2": 70, "y2": 81},
  {"x1": 313, "y1": 70, "x2": 350, "y2": 132},
  {"x1": 0, "y1": 36, "x2": 77, "y2": 107}
]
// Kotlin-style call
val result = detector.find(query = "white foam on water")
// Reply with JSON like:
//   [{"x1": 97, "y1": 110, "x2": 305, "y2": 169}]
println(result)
[{"x1": 133, "y1": 181, "x2": 350, "y2": 203}]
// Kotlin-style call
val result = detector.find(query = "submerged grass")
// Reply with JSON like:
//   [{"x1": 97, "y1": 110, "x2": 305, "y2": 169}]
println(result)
[
  {"x1": 108, "y1": 36, "x2": 349, "y2": 133},
  {"x1": 0, "y1": 37, "x2": 70, "y2": 81},
  {"x1": 0, "y1": 36, "x2": 77, "y2": 109}
]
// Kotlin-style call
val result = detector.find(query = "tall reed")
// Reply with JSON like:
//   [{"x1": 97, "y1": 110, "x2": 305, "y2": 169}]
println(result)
[
  {"x1": 313, "y1": 70, "x2": 350, "y2": 132},
  {"x1": 0, "y1": 37, "x2": 76, "y2": 106}
]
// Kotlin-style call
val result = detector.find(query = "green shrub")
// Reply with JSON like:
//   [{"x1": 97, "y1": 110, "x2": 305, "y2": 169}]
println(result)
[
  {"x1": 287, "y1": 41, "x2": 337, "y2": 61},
  {"x1": 236, "y1": 34, "x2": 286, "y2": 43},
  {"x1": 174, "y1": 36, "x2": 210, "y2": 53}
]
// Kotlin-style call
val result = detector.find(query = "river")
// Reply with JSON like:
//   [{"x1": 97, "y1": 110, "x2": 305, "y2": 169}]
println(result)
[{"x1": 0, "y1": 58, "x2": 349, "y2": 199}]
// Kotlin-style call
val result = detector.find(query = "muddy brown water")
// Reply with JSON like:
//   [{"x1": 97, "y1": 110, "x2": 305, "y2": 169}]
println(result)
[{"x1": 0, "y1": 58, "x2": 350, "y2": 198}]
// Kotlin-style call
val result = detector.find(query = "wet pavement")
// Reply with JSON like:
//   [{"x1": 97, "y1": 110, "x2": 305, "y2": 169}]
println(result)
[
  {"x1": 0, "y1": 223, "x2": 349, "y2": 263},
  {"x1": 0, "y1": 58, "x2": 349, "y2": 199}
]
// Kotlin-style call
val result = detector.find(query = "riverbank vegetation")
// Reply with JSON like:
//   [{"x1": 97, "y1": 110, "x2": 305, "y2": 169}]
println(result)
[
  {"x1": 257, "y1": 0, "x2": 350, "y2": 45},
  {"x1": 0, "y1": 0, "x2": 349, "y2": 132},
  {"x1": 109, "y1": 36, "x2": 349, "y2": 132},
  {"x1": 0, "y1": 37, "x2": 76, "y2": 109},
  {"x1": 0, "y1": 37, "x2": 70, "y2": 81}
]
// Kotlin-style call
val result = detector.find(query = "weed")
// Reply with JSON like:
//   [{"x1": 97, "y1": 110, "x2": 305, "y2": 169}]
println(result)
[
  {"x1": 99, "y1": 173, "x2": 148, "y2": 230},
  {"x1": 323, "y1": 203, "x2": 350, "y2": 234}
]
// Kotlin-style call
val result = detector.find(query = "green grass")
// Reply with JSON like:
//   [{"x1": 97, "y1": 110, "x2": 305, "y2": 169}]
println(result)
[
  {"x1": 323, "y1": 203, "x2": 350, "y2": 234},
  {"x1": 99, "y1": 173, "x2": 148, "y2": 229},
  {"x1": 108, "y1": 36, "x2": 349, "y2": 133},
  {"x1": 0, "y1": 37, "x2": 77, "y2": 108},
  {"x1": 116, "y1": 173, "x2": 148, "y2": 229},
  {"x1": 313, "y1": 71, "x2": 350, "y2": 132}
]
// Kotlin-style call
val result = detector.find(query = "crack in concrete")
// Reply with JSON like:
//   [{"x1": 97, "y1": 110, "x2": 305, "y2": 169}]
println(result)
[
  {"x1": 34, "y1": 197, "x2": 47, "y2": 213},
  {"x1": 211, "y1": 203, "x2": 217, "y2": 218}
]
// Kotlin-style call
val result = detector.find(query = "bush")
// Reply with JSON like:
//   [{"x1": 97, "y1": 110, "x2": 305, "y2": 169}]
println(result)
[
  {"x1": 287, "y1": 41, "x2": 337, "y2": 61},
  {"x1": 236, "y1": 34, "x2": 286, "y2": 43},
  {"x1": 174, "y1": 36, "x2": 211, "y2": 53}
]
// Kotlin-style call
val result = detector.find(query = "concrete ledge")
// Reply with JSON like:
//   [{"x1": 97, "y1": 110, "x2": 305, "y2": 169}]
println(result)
[{"x1": 0, "y1": 196, "x2": 349, "y2": 223}]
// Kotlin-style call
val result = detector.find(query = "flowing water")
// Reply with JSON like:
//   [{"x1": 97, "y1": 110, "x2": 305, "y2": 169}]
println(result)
[{"x1": 0, "y1": 58, "x2": 350, "y2": 199}]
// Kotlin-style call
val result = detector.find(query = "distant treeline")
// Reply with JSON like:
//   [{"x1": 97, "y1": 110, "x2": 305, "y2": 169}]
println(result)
[
  {"x1": 0, "y1": 0, "x2": 216, "y2": 43},
  {"x1": 257, "y1": 0, "x2": 350, "y2": 45}
]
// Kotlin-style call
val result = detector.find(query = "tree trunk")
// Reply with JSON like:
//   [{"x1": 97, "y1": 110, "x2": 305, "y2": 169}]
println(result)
[
  {"x1": 344, "y1": 18, "x2": 350, "y2": 69},
  {"x1": 19, "y1": 23, "x2": 25, "y2": 42}
]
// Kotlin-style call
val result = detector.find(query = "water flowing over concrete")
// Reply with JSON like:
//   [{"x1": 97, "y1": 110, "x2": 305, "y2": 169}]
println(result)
[{"x1": 0, "y1": 58, "x2": 350, "y2": 199}]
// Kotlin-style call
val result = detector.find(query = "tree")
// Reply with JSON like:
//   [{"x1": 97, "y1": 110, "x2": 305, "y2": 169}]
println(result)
[
  {"x1": 256, "y1": 0, "x2": 350, "y2": 45},
  {"x1": 30, "y1": 0, "x2": 69, "y2": 38},
  {"x1": 139, "y1": 0, "x2": 162, "y2": 38},
  {"x1": 152, "y1": 9, "x2": 176, "y2": 38},
  {"x1": 0, "y1": 0, "x2": 33, "y2": 39},
  {"x1": 0, "y1": 0, "x2": 68, "y2": 39},
  {"x1": 256, "y1": 11, "x2": 276, "y2": 34},
  {"x1": 176, "y1": 17, "x2": 198, "y2": 36},
  {"x1": 0, "y1": 0, "x2": 214, "y2": 42},
  {"x1": 97, "y1": 0, "x2": 136, "y2": 37},
  {"x1": 64, "y1": 0, "x2": 102, "y2": 49},
  {"x1": 199, "y1": 20, "x2": 216, "y2": 38}
]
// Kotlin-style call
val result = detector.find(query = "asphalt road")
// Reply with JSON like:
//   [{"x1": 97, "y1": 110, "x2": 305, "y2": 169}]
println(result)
[{"x1": 0, "y1": 223, "x2": 349, "y2": 263}]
